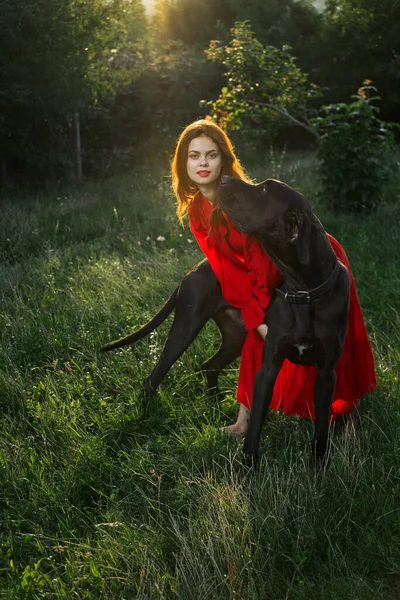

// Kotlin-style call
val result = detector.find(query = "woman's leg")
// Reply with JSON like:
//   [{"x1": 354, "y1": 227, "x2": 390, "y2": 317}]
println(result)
[
  {"x1": 222, "y1": 403, "x2": 250, "y2": 438},
  {"x1": 222, "y1": 328, "x2": 265, "y2": 438}
]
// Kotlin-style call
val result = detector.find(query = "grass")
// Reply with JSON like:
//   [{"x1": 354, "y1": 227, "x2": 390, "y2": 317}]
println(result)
[{"x1": 0, "y1": 152, "x2": 400, "y2": 598}]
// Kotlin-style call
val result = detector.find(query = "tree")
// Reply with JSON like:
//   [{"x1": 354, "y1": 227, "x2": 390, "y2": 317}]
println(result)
[
  {"x1": 312, "y1": 82, "x2": 397, "y2": 214},
  {"x1": 206, "y1": 25, "x2": 398, "y2": 213},
  {"x1": 312, "y1": 0, "x2": 400, "y2": 120},
  {"x1": 0, "y1": 0, "x2": 148, "y2": 184},
  {"x1": 204, "y1": 22, "x2": 320, "y2": 140},
  {"x1": 222, "y1": 0, "x2": 400, "y2": 123},
  {"x1": 227, "y1": 0, "x2": 323, "y2": 50},
  {"x1": 151, "y1": 0, "x2": 233, "y2": 46}
]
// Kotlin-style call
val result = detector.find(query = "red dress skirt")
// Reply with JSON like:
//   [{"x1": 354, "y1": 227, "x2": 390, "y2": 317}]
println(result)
[{"x1": 188, "y1": 194, "x2": 376, "y2": 420}]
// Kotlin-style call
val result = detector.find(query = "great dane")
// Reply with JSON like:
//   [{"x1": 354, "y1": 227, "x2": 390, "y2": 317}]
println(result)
[
  {"x1": 101, "y1": 260, "x2": 246, "y2": 398},
  {"x1": 218, "y1": 176, "x2": 350, "y2": 466}
]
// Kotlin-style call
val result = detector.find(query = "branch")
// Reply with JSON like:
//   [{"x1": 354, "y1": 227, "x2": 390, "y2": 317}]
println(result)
[{"x1": 245, "y1": 99, "x2": 319, "y2": 139}]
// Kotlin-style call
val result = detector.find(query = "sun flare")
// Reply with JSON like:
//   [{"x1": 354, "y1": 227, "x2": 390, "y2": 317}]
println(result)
[{"x1": 142, "y1": 0, "x2": 156, "y2": 15}]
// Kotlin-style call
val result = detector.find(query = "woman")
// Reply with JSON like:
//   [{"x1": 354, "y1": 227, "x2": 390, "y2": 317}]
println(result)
[{"x1": 171, "y1": 119, "x2": 377, "y2": 437}]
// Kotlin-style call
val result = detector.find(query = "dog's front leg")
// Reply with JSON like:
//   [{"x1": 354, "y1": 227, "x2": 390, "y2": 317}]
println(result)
[
  {"x1": 312, "y1": 367, "x2": 337, "y2": 467},
  {"x1": 243, "y1": 345, "x2": 284, "y2": 469}
]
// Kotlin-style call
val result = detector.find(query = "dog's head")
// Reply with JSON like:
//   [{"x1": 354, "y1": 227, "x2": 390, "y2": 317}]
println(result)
[{"x1": 218, "y1": 176, "x2": 312, "y2": 266}]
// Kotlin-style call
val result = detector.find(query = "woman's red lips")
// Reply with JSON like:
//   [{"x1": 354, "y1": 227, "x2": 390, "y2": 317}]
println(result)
[{"x1": 197, "y1": 170, "x2": 211, "y2": 177}]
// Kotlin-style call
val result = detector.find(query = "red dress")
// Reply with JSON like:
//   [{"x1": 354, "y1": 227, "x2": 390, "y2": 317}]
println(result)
[{"x1": 188, "y1": 193, "x2": 377, "y2": 420}]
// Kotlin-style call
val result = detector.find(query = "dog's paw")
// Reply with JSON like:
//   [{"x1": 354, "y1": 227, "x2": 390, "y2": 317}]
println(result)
[
  {"x1": 138, "y1": 380, "x2": 155, "y2": 417},
  {"x1": 206, "y1": 386, "x2": 222, "y2": 401},
  {"x1": 233, "y1": 452, "x2": 258, "y2": 482},
  {"x1": 310, "y1": 441, "x2": 330, "y2": 472}
]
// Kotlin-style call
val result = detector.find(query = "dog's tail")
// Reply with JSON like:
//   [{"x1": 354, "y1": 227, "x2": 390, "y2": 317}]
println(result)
[{"x1": 100, "y1": 288, "x2": 178, "y2": 352}]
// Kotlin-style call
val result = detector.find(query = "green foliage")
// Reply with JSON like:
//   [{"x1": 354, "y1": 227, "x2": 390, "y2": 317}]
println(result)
[
  {"x1": 226, "y1": 0, "x2": 323, "y2": 50},
  {"x1": 2, "y1": 0, "x2": 400, "y2": 187},
  {"x1": 82, "y1": 40, "x2": 224, "y2": 175},
  {"x1": 318, "y1": 1, "x2": 400, "y2": 117},
  {"x1": 0, "y1": 0, "x2": 148, "y2": 182},
  {"x1": 204, "y1": 21, "x2": 320, "y2": 140},
  {"x1": 214, "y1": 1, "x2": 400, "y2": 125},
  {"x1": 312, "y1": 83, "x2": 398, "y2": 214},
  {"x1": 152, "y1": 0, "x2": 234, "y2": 46},
  {"x1": 135, "y1": 41, "x2": 223, "y2": 152}
]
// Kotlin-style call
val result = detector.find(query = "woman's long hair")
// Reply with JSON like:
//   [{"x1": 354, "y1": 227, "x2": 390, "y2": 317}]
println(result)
[{"x1": 171, "y1": 119, "x2": 252, "y2": 232}]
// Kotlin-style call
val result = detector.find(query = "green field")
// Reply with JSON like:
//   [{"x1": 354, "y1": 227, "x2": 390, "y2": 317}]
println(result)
[{"x1": 1, "y1": 154, "x2": 400, "y2": 599}]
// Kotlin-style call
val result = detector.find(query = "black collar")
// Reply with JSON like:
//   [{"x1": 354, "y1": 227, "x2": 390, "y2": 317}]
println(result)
[{"x1": 275, "y1": 259, "x2": 342, "y2": 304}]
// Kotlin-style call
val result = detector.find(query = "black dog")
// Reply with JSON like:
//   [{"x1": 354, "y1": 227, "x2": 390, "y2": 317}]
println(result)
[
  {"x1": 101, "y1": 259, "x2": 246, "y2": 398},
  {"x1": 218, "y1": 176, "x2": 350, "y2": 466}
]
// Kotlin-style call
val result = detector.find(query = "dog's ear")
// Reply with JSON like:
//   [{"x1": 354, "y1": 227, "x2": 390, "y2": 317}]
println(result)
[{"x1": 285, "y1": 208, "x2": 311, "y2": 265}]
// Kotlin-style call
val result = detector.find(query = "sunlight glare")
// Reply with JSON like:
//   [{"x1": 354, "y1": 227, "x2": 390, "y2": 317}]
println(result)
[{"x1": 142, "y1": 0, "x2": 156, "y2": 15}]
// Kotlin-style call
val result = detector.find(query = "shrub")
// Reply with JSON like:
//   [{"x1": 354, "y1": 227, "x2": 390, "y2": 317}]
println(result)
[{"x1": 312, "y1": 82, "x2": 397, "y2": 214}]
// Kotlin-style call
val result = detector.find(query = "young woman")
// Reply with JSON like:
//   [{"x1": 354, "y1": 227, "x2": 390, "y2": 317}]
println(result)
[{"x1": 171, "y1": 119, "x2": 377, "y2": 437}]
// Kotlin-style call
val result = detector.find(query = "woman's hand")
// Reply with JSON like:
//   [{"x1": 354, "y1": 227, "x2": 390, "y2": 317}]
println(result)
[{"x1": 256, "y1": 323, "x2": 268, "y2": 340}]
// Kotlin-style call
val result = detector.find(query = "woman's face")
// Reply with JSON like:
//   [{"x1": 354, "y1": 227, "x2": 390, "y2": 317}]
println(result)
[{"x1": 186, "y1": 135, "x2": 222, "y2": 188}]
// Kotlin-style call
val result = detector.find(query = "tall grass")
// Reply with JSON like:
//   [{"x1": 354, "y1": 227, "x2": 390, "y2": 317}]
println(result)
[{"x1": 1, "y1": 154, "x2": 399, "y2": 598}]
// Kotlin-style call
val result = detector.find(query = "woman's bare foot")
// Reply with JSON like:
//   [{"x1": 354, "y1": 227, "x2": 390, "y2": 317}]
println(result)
[{"x1": 222, "y1": 404, "x2": 250, "y2": 440}]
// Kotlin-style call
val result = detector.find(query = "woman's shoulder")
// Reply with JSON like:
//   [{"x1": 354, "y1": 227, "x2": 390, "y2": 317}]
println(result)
[
  {"x1": 188, "y1": 193, "x2": 211, "y2": 226},
  {"x1": 187, "y1": 191, "x2": 202, "y2": 216}
]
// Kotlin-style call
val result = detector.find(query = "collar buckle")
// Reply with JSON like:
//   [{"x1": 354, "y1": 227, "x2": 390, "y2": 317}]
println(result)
[{"x1": 296, "y1": 290, "x2": 311, "y2": 303}]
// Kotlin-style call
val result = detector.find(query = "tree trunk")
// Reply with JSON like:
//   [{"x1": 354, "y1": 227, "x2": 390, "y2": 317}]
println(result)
[{"x1": 75, "y1": 112, "x2": 82, "y2": 183}]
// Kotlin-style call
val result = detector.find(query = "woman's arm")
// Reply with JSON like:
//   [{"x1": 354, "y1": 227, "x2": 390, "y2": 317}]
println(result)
[
  {"x1": 189, "y1": 218, "x2": 266, "y2": 328},
  {"x1": 242, "y1": 232, "x2": 283, "y2": 314},
  {"x1": 189, "y1": 215, "x2": 282, "y2": 332}
]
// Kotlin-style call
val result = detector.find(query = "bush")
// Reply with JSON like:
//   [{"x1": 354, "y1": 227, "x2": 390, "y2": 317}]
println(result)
[{"x1": 312, "y1": 82, "x2": 397, "y2": 214}]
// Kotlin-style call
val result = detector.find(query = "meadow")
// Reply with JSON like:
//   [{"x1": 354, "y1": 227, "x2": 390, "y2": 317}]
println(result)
[{"x1": 1, "y1": 152, "x2": 400, "y2": 599}]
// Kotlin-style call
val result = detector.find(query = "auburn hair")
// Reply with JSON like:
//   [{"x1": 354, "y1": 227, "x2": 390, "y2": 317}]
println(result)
[{"x1": 171, "y1": 119, "x2": 251, "y2": 232}]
